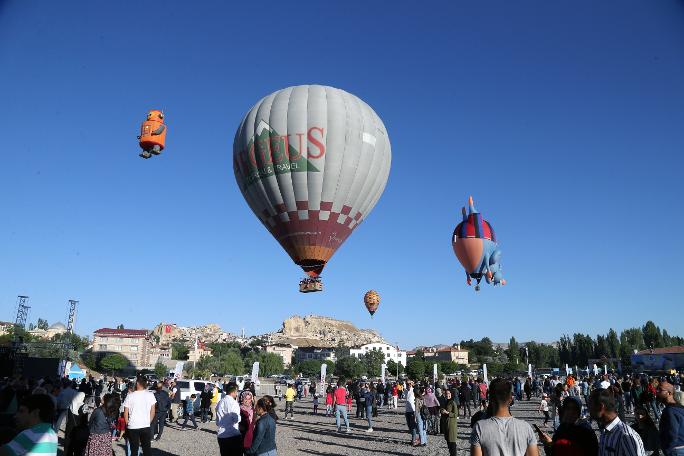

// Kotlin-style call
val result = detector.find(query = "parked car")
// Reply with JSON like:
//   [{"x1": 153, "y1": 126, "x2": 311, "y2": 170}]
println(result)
[{"x1": 175, "y1": 379, "x2": 212, "y2": 407}]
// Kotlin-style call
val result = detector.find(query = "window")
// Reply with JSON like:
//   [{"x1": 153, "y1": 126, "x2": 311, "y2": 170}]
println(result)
[
  {"x1": 194, "y1": 382, "x2": 205, "y2": 392},
  {"x1": 130, "y1": 346, "x2": 138, "y2": 351},
  {"x1": 98, "y1": 344, "x2": 107, "y2": 350}
]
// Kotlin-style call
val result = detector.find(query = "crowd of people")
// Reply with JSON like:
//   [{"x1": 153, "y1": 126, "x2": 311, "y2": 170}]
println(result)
[
  {"x1": 0, "y1": 374, "x2": 279, "y2": 456},
  {"x1": 1, "y1": 370, "x2": 683, "y2": 456}
]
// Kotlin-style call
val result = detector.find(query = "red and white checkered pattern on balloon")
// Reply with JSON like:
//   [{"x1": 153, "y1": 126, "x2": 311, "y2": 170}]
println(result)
[{"x1": 258, "y1": 201, "x2": 363, "y2": 230}]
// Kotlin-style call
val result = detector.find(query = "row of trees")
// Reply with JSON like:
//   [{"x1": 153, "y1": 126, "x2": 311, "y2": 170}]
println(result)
[
  {"x1": 557, "y1": 321, "x2": 684, "y2": 367},
  {"x1": 180, "y1": 341, "x2": 284, "y2": 379}
]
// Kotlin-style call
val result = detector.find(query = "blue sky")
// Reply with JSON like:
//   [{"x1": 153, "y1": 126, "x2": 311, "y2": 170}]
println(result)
[{"x1": 1, "y1": 1, "x2": 683, "y2": 350}]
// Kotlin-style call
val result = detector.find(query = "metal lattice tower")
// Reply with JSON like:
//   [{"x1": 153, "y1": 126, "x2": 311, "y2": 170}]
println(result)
[
  {"x1": 12, "y1": 296, "x2": 30, "y2": 377},
  {"x1": 14, "y1": 296, "x2": 30, "y2": 338},
  {"x1": 62, "y1": 299, "x2": 78, "y2": 364},
  {"x1": 66, "y1": 300, "x2": 78, "y2": 334}
]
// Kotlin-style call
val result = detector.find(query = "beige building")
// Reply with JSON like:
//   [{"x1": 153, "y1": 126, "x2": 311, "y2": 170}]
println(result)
[
  {"x1": 92, "y1": 328, "x2": 151, "y2": 370},
  {"x1": 148, "y1": 345, "x2": 172, "y2": 365},
  {"x1": 187, "y1": 341, "x2": 212, "y2": 363},
  {"x1": 28, "y1": 322, "x2": 68, "y2": 340},
  {"x1": 265, "y1": 344, "x2": 295, "y2": 367},
  {"x1": 0, "y1": 321, "x2": 14, "y2": 336}
]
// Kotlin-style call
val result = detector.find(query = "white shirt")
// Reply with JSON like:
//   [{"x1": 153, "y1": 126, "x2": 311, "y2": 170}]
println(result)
[
  {"x1": 215, "y1": 394, "x2": 241, "y2": 438},
  {"x1": 404, "y1": 387, "x2": 415, "y2": 412},
  {"x1": 123, "y1": 390, "x2": 157, "y2": 429},
  {"x1": 600, "y1": 380, "x2": 611, "y2": 389}
]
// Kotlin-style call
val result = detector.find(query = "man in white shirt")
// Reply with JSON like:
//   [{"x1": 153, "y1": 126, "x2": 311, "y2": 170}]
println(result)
[
  {"x1": 404, "y1": 381, "x2": 417, "y2": 444},
  {"x1": 216, "y1": 382, "x2": 241, "y2": 456},
  {"x1": 123, "y1": 377, "x2": 157, "y2": 456}
]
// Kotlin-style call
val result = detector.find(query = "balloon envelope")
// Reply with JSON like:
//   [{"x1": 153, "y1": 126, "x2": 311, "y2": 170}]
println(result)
[
  {"x1": 364, "y1": 290, "x2": 381, "y2": 315},
  {"x1": 233, "y1": 85, "x2": 391, "y2": 278}
]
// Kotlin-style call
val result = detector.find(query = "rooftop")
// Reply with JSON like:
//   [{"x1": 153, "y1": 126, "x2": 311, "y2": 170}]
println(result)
[
  {"x1": 636, "y1": 346, "x2": 684, "y2": 355},
  {"x1": 94, "y1": 328, "x2": 149, "y2": 337}
]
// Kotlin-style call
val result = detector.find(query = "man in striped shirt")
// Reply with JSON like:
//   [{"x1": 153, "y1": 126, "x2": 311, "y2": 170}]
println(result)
[
  {"x1": 589, "y1": 388, "x2": 646, "y2": 456},
  {"x1": 0, "y1": 394, "x2": 57, "y2": 456}
]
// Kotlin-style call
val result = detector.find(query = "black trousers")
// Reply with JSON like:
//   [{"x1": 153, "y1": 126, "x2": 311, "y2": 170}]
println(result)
[
  {"x1": 152, "y1": 412, "x2": 166, "y2": 438},
  {"x1": 127, "y1": 426, "x2": 152, "y2": 456},
  {"x1": 447, "y1": 441, "x2": 458, "y2": 456},
  {"x1": 218, "y1": 436, "x2": 243, "y2": 456},
  {"x1": 356, "y1": 401, "x2": 365, "y2": 418}
]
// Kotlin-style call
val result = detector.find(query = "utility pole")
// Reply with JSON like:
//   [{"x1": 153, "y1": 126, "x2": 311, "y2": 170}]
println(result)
[{"x1": 12, "y1": 296, "x2": 31, "y2": 377}]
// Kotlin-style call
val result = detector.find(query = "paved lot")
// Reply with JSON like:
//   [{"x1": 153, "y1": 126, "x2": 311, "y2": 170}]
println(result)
[{"x1": 104, "y1": 394, "x2": 555, "y2": 456}]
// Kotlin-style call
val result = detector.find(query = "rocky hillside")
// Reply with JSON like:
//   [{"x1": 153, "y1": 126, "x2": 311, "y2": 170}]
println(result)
[
  {"x1": 152, "y1": 323, "x2": 238, "y2": 345},
  {"x1": 263, "y1": 315, "x2": 386, "y2": 348}
]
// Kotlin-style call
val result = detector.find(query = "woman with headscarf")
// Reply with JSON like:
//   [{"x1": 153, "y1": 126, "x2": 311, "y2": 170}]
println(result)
[
  {"x1": 240, "y1": 390, "x2": 256, "y2": 453},
  {"x1": 84, "y1": 393, "x2": 120, "y2": 456},
  {"x1": 422, "y1": 387, "x2": 440, "y2": 435},
  {"x1": 440, "y1": 389, "x2": 459, "y2": 456},
  {"x1": 64, "y1": 391, "x2": 85, "y2": 456}
]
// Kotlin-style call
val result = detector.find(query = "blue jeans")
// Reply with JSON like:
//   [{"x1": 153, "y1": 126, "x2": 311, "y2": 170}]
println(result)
[
  {"x1": 256, "y1": 450, "x2": 277, "y2": 456},
  {"x1": 416, "y1": 413, "x2": 427, "y2": 444},
  {"x1": 366, "y1": 406, "x2": 373, "y2": 428},
  {"x1": 335, "y1": 405, "x2": 349, "y2": 430},
  {"x1": 666, "y1": 449, "x2": 684, "y2": 456}
]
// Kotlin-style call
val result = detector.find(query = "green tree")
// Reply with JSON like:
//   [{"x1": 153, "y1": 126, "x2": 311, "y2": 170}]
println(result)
[
  {"x1": 386, "y1": 359, "x2": 405, "y2": 377},
  {"x1": 80, "y1": 350, "x2": 99, "y2": 372},
  {"x1": 643, "y1": 321, "x2": 663, "y2": 348},
  {"x1": 606, "y1": 329, "x2": 620, "y2": 359},
  {"x1": 220, "y1": 352, "x2": 245, "y2": 375},
  {"x1": 334, "y1": 343, "x2": 350, "y2": 360},
  {"x1": 363, "y1": 350, "x2": 386, "y2": 377},
  {"x1": 100, "y1": 353, "x2": 128, "y2": 374},
  {"x1": 405, "y1": 357, "x2": 425, "y2": 380},
  {"x1": 154, "y1": 361, "x2": 167, "y2": 379},
  {"x1": 116, "y1": 324, "x2": 124, "y2": 330},
  {"x1": 594, "y1": 335, "x2": 609, "y2": 358},
  {"x1": 334, "y1": 356, "x2": 365, "y2": 379},
  {"x1": 259, "y1": 352, "x2": 284, "y2": 377},
  {"x1": 171, "y1": 342, "x2": 189, "y2": 360},
  {"x1": 37, "y1": 318, "x2": 49, "y2": 330},
  {"x1": 506, "y1": 337, "x2": 520, "y2": 364},
  {"x1": 439, "y1": 361, "x2": 459, "y2": 374},
  {"x1": 297, "y1": 360, "x2": 323, "y2": 377}
]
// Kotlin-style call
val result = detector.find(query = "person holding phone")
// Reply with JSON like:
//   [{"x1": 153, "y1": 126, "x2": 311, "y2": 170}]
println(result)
[{"x1": 536, "y1": 396, "x2": 598, "y2": 456}]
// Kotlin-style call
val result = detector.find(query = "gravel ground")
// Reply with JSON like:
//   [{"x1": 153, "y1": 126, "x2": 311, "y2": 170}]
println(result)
[{"x1": 99, "y1": 394, "x2": 554, "y2": 456}]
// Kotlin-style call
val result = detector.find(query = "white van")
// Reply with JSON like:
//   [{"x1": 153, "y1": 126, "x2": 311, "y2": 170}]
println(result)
[{"x1": 175, "y1": 379, "x2": 210, "y2": 402}]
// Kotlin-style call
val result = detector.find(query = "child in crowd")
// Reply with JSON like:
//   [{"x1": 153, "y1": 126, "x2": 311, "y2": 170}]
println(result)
[
  {"x1": 539, "y1": 393, "x2": 550, "y2": 426},
  {"x1": 181, "y1": 394, "x2": 198, "y2": 430},
  {"x1": 313, "y1": 394, "x2": 319, "y2": 414},
  {"x1": 346, "y1": 390, "x2": 353, "y2": 412},
  {"x1": 325, "y1": 390, "x2": 334, "y2": 416}
]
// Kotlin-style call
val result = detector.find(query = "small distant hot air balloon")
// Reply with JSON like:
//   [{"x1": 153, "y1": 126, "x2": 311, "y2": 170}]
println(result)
[
  {"x1": 364, "y1": 290, "x2": 381, "y2": 317},
  {"x1": 138, "y1": 109, "x2": 167, "y2": 159},
  {"x1": 452, "y1": 196, "x2": 506, "y2": 291},
  {"x1": 233, "y1": 85, "x2": 392, "y2": 292}
]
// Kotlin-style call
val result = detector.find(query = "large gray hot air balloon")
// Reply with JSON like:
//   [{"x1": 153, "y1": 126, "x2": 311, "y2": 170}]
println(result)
[{"x1": 233, "y1": 85, "x2": 391, "y2": 292}]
